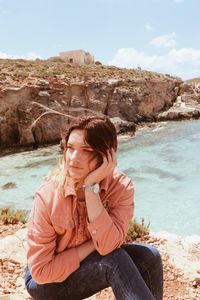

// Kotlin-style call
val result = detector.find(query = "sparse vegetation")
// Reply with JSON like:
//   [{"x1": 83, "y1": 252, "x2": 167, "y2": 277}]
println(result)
[
  {"x1": 0, "y1": 208, "x2": 28, "y2": 225},
  {"x1": 0, "y1": 58, "x2": 174, "y2": 85},
  {"x1": 126, "y1": 217, "x2": 150, "y2": 241},
  {"x1": 95, "y1": 61, "x2": 102, "y2": 65}
]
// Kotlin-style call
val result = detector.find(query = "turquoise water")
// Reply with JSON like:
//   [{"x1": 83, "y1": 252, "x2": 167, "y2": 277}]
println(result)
[{"x1": 0, "y1": 120, "x2": 200, "y2": 236}]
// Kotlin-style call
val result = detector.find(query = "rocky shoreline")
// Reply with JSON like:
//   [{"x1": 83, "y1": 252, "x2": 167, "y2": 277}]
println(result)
[
  {"x1": 0, "y1": 223, "x2": 200, "y2": 300},
  {"x1": 1, "y1": 59, "x2": 200, "y2": 156}
]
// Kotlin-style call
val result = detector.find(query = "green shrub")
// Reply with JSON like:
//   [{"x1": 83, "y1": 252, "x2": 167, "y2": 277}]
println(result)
[
  {"x1": 126, "y1": 218, "x2": 150, "y2": 242},
  {"x1": 0, "y1": 208, "x2": 28, "y2": 225},
  {"x1": 95, "y1": 61, "x2": 102, "y2": 65}
]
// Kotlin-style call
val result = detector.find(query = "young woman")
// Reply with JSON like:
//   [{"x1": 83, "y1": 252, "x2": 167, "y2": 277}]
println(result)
[{"x1": 25, "y1": 114, "x2": 163, "y2": 300}]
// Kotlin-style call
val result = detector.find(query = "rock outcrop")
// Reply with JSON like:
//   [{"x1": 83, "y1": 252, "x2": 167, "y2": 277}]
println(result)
[
  {"x1": 1, "y1": 59, "x2": 200, "y2": 153},
  {"x1": 0, "y1": 72, "x2": 180, "y2": 151},
  {"x1": 158, "y1": 81, "x2": 200, "y2": 121},
  {"x1": 151, "y1": 231, "x2": 200, "y2": 283}
]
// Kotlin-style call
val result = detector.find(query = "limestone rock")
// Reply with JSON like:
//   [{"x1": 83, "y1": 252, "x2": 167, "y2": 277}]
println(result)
[
  {"x1": 0, "y1": 77, "x2": 181, "y2": 151},
  {"x1": 38, "y1": 91, "x2": 50, "y2": 97},
  {"x1": 110, "y1": 117, "x2": 136, "y2": 134},
  {"x1": 0, "y1": 228, "x2": 27, "y2": 264},
  {"x1": 151, "y1": 231, "x2": 200, "y2": 281}
]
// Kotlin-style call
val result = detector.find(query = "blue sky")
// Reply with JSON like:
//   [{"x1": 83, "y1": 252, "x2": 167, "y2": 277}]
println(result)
[{"x1": 0, "y1": 0, "x2": 200, "y2": 80}]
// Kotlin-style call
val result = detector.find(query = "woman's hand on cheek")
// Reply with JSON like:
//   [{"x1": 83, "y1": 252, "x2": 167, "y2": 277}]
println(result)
[{"x1": 84, "y1": 149, "x2": 117, "y2": 185}]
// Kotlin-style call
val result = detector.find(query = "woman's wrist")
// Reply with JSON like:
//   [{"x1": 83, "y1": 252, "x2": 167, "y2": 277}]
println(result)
[{"x1": 83, "y1": 178, "x2": 98, "y2": 185}]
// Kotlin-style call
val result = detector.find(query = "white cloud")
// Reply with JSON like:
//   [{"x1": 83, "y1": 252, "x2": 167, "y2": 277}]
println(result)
[
  {"x1": 168, "y1": 48, "x2": 200, "y2": 65},
  {"x1": 0, "y1": 51, "x2": 42, "y2": 60},
  {"x1": 145, "y1": 23, "x2": 153, "y2": 31},
  {"x1": 108, "y1": 47, "x2": 200, "y2": 79},
  {"x1": 186, "y1": 69, "x2": 200, "y2": 79},
  {"x1": 150, "y1": 32, "x2": 176, "y2": 48}
]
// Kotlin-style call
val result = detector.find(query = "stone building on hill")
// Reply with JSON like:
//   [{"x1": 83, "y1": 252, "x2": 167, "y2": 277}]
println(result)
[{"x1": 59, "y1": 49, "x2": 94, "y2": 65}]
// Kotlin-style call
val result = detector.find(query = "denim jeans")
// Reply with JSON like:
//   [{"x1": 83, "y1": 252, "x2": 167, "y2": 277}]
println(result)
[{"x1": 25, "y1": 243, "x2": 163, "y2": 300}]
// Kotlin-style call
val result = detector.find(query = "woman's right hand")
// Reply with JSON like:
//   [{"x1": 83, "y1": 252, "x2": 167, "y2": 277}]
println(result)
[{"x1": 84, "y1": 149, "x2": 117, "y2": 185}]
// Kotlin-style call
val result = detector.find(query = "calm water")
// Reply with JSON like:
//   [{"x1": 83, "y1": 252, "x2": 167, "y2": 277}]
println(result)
[{"x1": 0, "y1": 120, "x2": 200, "y2": 236}]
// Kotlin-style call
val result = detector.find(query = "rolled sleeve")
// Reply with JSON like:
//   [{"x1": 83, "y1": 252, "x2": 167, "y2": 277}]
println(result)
[
  {"x1": 27, "y1": 193, "x2": 80, "y2": 284},
  {"x1": 87, "y1": 176, "x2": 134, "y2": 255},
  {"x1": 87, "y1": 208, "x2": 112, "y2": 244}
]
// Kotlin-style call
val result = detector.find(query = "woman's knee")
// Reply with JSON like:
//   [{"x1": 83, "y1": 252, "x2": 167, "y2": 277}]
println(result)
[
  {"x1": 144, "y1": 244, "x2": 162, "y2": 267},
  {"x1": 122, "y1": 243, "x2": 162, "y2": 268},
  {"x1": 102, "y1": 248, "x2": 132, "y2": 269}
]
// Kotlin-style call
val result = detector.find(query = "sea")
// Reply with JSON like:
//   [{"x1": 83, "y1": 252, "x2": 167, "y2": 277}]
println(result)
[{"x1": 0, "y1": 120, "x2": 200, "y2": 236}]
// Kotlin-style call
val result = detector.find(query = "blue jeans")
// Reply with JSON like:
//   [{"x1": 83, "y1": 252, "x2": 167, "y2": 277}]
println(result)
[{"x1": 25, "y1": 243, "x2": 163, "y2": 300}]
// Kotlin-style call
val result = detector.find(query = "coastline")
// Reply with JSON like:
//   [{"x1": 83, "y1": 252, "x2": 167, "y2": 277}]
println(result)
[{"x1": 0, "y1": 118, "x2": 195, "y2": 157}]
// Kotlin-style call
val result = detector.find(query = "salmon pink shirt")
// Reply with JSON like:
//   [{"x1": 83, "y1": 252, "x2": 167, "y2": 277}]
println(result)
[{"x1": 27, "y1": 171, "x2": 134, "y2": 284}]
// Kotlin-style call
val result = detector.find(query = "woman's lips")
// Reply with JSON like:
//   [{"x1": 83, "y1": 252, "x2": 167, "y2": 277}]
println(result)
[{"x1": 69, "y1": 165, "x2": 83, "y2": 170}]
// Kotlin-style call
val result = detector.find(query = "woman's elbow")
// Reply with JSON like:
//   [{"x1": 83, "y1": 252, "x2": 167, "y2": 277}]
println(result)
[
  {"x1": 96, "y1": 240, "x2": 122, "y2": 256},
  {"x1": 30, "y1": 266, "x2": 51, "y2": 285}
]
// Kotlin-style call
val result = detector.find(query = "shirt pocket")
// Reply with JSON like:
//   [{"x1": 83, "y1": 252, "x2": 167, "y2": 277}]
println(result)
[{"x1": 51, "y1": 215, "x2": 75, "y2": 235}]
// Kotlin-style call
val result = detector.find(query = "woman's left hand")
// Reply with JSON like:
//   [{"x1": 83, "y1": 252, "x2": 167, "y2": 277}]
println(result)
[{"x1": 84, "y1": 149, "x2": 117, "y2": 185}]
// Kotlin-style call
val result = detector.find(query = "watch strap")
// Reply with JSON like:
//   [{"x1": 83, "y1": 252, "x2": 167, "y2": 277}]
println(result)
[{"x1": 82, "y1": 183, "x2": 100, "y2": 194}]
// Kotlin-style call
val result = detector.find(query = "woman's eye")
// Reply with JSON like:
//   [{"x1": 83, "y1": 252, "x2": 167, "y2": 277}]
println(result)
[{"x1": 83, "y1": 149, "x2": 93, "y2": 153}]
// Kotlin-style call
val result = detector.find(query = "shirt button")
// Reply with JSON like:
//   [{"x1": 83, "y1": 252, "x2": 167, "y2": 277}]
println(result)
[{"x1": 92, "y1": 229, "x2": 97, "y2": 235}]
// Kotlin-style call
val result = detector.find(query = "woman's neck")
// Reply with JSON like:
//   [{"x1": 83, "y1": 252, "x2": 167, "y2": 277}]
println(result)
[{"x1": 76, "y1": 186, "x2": 85, "y2": 202}]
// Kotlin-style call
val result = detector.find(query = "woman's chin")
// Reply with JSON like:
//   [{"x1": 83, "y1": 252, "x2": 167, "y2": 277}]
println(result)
[{"x1": 68, "y1": 170, "x2": 85, "y2": 181}]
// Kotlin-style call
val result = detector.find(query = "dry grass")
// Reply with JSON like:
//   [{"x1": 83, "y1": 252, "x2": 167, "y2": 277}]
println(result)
[
  {"x1": 0, "y1": 58, "x2": 174, "y2": 83},
  {"x1": 0, "y1": 208, "x2": 28, "y2": 225}
]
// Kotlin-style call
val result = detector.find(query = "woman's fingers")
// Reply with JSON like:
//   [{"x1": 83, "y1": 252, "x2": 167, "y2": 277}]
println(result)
[
  {"x1": 105, "y1": 148, "x2": 117, "y2": 170},
  {"x1": 112, "y1": 149, "x2": 117, "y2": 168},
  {"x1": 84, "y1": 149, "x2": 117, "y2": 184},
  {"x1": 101, "y1": 149, "x2": 117, "y2": 173}
]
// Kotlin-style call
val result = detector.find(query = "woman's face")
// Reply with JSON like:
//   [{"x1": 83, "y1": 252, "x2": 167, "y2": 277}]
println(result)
[{"x1": 66, "y1": 129, "x2": 98, "y2": 181}]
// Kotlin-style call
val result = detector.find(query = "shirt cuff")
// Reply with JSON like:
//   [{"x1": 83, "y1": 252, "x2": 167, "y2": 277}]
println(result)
[{"x1": 87, "y1": 208, "x2": 112, "y2": 237}]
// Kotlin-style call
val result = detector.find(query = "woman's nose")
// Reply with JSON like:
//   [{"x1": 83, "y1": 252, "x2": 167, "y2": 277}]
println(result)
[{"x1": 70, "y1": 150, "x2": 80, "y2": 161}]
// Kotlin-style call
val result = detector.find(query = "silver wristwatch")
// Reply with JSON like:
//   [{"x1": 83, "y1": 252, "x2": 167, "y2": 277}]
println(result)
[{"x1": 82, "y1": 183, "x2": 100, "y2": 194}]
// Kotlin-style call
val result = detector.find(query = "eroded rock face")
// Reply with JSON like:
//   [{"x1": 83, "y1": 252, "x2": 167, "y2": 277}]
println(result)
[
  {"x1": 180, "y1": 82, "x2": 200, "y2": 104},
  {"x1": 0, "y1": 77, "x2": 181, "y2": 151},
  {"x1": 158, "y1": 81, "x2": 200, "y2": 121}
]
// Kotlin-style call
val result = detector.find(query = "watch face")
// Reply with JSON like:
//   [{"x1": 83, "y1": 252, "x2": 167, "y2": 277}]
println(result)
[{"x1": 93, "y1": 183, "x2": 100, "y2": 193}]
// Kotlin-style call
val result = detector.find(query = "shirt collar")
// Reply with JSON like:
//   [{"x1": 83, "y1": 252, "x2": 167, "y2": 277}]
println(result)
[{"x1": 64, "y1": 184, "x2": 76, "y2": 197}]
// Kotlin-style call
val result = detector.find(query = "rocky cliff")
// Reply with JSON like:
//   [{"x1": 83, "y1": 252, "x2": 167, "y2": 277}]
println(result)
[{"x1": 0, "y1": 58, "x2": 199, "y2": 153}]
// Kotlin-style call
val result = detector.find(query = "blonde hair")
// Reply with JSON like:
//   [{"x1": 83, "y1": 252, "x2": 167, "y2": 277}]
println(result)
[
  {"x1": 45, "y1": 157, "x2": 68, "y2": 191},
  {"x1": 45, "y1": 147, "x2": 82, "y2": 194}
]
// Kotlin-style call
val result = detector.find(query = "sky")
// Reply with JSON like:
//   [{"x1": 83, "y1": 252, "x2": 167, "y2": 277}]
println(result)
[{"x1": 0, "y1": 0, "x2": 200, "y2": 80}]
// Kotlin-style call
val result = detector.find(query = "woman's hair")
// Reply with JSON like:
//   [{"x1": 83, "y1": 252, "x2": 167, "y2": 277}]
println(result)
[
  {"x1": 65, "y1": 114, "x2": 117, "y2": 163},
  {"x1": 46, "y1": 114, "x2": 117, "y2": 192}
]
